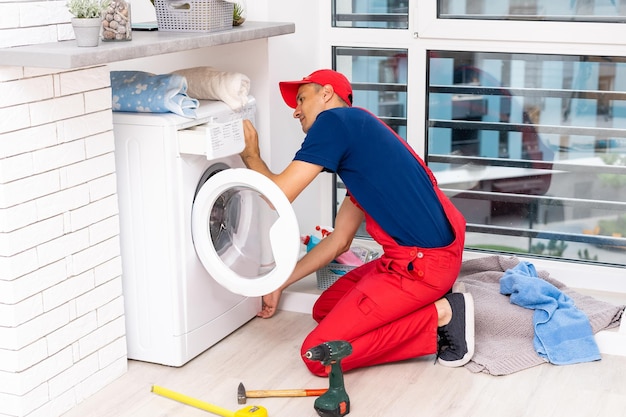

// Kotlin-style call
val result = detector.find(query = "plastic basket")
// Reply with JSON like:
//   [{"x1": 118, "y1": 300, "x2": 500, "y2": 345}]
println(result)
[
  {"x1": 316, "y1": 263, "x2": 357, "y2": 290},
  {"x1": 155, "y1": 0, "x2": 234, "y2": 33}
]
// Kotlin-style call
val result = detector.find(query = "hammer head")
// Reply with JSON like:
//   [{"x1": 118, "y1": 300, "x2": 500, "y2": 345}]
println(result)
[{"x1": 238, "y1": 382, "x2": 247, "y2": 404}]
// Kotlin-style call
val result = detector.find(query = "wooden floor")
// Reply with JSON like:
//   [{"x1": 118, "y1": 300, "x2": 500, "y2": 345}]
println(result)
[{"x1": 62, "y1": 311, "x2": 626, "y2": 417}]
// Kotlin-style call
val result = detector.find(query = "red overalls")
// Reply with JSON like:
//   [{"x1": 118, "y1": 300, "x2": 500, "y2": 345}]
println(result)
[{"x1": 301, "y1": 143, "x2": 466, "y2": 377}]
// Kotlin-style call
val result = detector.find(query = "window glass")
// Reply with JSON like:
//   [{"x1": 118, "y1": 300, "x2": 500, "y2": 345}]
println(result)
[
  {"x1": 439, "y1": 0, "x2": 626, "y2": 23},
  {"x1": 334, "y1": 46, "x2": 408, "y2": 137},
  {"x1": 427, "y1": 51, "x2": 626, "y2": 266},
  {"x1": 333, "y1": 0, "x2": 409, "y2": 28}
]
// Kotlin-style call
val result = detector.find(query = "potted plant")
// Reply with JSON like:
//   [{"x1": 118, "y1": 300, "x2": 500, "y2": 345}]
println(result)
[
  {"x1": 233, "y1": 1, "x2": 246, "y2": 26},
  {"x1": 66, "y1": 0, "x2": 110, "y2": 47}
]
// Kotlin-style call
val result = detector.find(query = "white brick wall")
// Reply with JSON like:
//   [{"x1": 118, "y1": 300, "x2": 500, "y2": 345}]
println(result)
[
  {"x1": 0, "y1": 1, "x2": 74, "y2": 49},
  {"x1": 0, "y1": 64, "x2": 126, "y2": 417}
]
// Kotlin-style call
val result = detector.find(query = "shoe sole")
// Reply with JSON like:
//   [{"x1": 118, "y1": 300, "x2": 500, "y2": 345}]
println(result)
[{"x1": 438, "y1": 292, "x2": 475, "y2": 367}]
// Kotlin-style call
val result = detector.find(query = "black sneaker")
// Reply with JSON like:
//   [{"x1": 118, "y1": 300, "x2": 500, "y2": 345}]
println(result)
[{"x1": 437, "y1": 292, "x2": 475, "y2": 367}]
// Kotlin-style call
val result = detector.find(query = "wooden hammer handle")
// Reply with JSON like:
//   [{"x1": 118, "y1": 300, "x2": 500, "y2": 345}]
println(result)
[{"x1": 246, "y1": 388, "x2": 327, "y2": 398}]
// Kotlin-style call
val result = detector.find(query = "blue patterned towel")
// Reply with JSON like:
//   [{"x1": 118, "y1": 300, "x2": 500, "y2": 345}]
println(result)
[
  {"x1": 500, "y1": 261, "x2": 601, "y2": 365},
  {"x1": 110, "y1": 71, "x2": 199, "y2": 118}
]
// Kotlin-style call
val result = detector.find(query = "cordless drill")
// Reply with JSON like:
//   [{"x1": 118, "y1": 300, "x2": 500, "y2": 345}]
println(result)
[{"x1": 304, "y1": 341, "x2": 353, "y2": 417}]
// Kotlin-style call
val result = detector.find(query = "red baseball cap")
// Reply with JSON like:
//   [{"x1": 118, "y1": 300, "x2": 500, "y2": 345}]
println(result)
[{"x1": 279, "y1": 69, "x2": 353, "y2": 109}]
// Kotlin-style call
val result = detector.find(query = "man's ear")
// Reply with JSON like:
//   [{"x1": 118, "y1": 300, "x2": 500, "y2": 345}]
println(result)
[{"x1": 322, "y1": 84, "x2": 335, "y2": 103}]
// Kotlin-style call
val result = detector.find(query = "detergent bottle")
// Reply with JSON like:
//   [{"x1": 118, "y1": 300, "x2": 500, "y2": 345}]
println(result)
[{"x1": 301, "y1": 234, "x2": 322, "y2": 252}]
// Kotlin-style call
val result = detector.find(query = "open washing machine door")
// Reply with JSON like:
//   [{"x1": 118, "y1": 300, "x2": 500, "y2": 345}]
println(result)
[{"x1": 192, "y1": 168, "x2": 300, "y2": 297}]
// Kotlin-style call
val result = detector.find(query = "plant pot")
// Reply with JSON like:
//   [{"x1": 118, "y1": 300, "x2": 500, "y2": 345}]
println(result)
[{"x1": 71, "y1": 17, "x2": 101, "y2": 47}]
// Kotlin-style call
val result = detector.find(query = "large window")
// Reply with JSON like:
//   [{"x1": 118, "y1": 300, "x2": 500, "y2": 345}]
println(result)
[
  {"x1": 327, "y1": 1, "x2": 626, "y2": 268},
  {"x1": 427, "y1": 51, "x2": 626, "y2": 266}
]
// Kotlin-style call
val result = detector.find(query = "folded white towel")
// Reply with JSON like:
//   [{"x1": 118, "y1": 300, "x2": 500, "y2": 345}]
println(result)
[{"x1": 171, "y1": 67, "x2": 251, "y2": 110}]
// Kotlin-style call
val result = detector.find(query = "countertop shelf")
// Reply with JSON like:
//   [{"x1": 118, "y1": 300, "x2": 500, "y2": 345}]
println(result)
[{"x1": 0, "y1": 21, "x2": 295, "y2": 69}]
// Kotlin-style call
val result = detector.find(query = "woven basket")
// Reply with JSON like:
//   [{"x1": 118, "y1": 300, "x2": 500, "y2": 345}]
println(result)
[
  {"x1": 155, "y1": 0, "x2": 234, "y2": 33},
  {"x1": 316, "y1": 263, "x2": 357, "y2": 290}
]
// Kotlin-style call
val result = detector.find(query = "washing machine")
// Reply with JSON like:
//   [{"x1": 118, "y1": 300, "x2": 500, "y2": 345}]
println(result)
[{"x1": 113, "y1": 97, "x2": 300, "y2": 367}]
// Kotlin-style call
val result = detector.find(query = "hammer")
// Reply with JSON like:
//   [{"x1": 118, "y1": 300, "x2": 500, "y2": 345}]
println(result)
[{"x1": 238, "y1": 382, "x2": 327, "y2": 404}]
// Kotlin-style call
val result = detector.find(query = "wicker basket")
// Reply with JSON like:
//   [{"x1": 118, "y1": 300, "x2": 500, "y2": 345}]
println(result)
[
  {"x1": 316, "y1": 263, "x2": 357, "y2": 290},
  {"x1": 155, "y1": 0, "x2": 234, "y2": 33}
]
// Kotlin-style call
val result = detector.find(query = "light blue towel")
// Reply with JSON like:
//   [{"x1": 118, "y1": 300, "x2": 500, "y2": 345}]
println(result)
[
  {"x1": 500, "y1": 261, "x2": 601, "y2": 365},
  {"x1": 110, "y1": 71, "x2": 199, "y2": 118}
]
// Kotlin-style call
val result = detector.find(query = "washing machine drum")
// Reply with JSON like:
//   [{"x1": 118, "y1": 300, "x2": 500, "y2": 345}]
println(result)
[{"x1": 191, "y1": 168, "x2": 300, "y2": 297}]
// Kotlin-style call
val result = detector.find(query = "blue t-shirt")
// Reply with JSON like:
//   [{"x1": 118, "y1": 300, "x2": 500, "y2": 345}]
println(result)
[{"x1": 294, "y1": 107, "x2": 453, "y2": 248}]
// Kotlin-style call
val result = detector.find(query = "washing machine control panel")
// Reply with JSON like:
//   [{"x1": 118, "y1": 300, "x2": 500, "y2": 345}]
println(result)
[
  {"x1": 177, "y1": 98, "x2": 256, "y2": 159},
  {"x1": 185, "y1": 118, "x2": 245, "y2": 159}
]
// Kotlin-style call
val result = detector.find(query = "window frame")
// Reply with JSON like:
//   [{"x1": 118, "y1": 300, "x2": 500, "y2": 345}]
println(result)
[{"x1": 319, "y1": 1, "x2": 626, "y2": 291}]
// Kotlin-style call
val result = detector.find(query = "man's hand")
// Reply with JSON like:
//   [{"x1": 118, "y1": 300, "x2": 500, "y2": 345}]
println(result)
[
  {"x1": 257, "y1": 289, "x2": 283, "y2": 319},
  {"x1": 240, "y1": 119, "x2": 261, "y2": 163}
]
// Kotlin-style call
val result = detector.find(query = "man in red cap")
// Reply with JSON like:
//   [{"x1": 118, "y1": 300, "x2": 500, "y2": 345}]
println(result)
[{"x1": 239, "y1": 69, "x2": 473, "y2": 376}]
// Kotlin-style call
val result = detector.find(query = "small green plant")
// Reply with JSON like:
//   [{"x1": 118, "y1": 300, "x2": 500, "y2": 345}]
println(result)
[
  {"x1": 66, "y1": 0, "x2": 110, "y2": 18},
  {"x1": 233, "y1": 2, "x2": 246, "y2": 26},
  {"x1": 530, "y1": 239, "x2": 568, "y2": 257},
  {"x1": 598, "y1": 153, "x2": 626, "y2": 187},
  {"x1": 578, "y1": 248, "x2": 598, "y2": 261}
]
